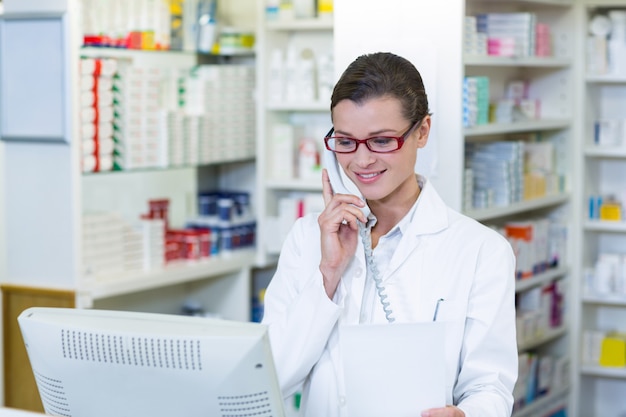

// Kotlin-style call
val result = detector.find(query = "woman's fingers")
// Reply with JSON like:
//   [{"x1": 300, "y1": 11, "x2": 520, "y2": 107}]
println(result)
[{"x1": 321, "y1": 169, "x2": 334, "y2": 206}]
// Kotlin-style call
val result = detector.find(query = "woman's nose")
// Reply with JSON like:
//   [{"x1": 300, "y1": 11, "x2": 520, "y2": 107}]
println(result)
[{"x1": 352, "y1": 143, "x2": 376, "y2": 167}]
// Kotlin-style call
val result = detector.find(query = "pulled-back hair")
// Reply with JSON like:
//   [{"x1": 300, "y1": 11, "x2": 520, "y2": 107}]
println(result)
[{"x1": 330, "y1": 52, "x2": 431, "y2": 123}]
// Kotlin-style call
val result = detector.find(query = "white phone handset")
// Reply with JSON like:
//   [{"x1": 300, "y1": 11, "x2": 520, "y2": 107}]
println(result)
[
  {"x1": 322, "y1": 147, "x2": 371, "y2": 219},
  {"x1": 322, "y1": 147, "x2": 395, "y2": 322}
]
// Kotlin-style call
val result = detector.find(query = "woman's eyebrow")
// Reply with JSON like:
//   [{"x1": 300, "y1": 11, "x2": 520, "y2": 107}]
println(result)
[{"x1": 334, "y1": 128, "x2": 399, "y2": 137}]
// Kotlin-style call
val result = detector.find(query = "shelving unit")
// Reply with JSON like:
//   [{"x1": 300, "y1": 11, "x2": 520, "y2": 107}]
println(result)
[
  {"x1": 575, "y1": 4, "x2": 626, "y2": 415},
  {"x1": 255, "y1": 5, "x2": 333, "y2": 263},
  {"x1": 0, "y1": 0, "x2": 258, "y2": 411},
  {"x1": 463, "y1": 3, "x2": 575, "y2": 416}
]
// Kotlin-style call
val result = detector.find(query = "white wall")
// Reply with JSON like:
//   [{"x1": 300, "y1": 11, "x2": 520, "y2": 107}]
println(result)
[
  {"x1": 0, "y1": 142, "x2": 5, "y2": 283},
  {"x1": 334, "y1": 0, "x2": 465, "y2": 210}
]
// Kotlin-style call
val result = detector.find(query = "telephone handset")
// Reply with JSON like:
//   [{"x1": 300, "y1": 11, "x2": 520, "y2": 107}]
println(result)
[
  {"x1": 323, "y1": 148, "x2": 394, "y2": 323},
  {"x1": 322, "y1": 147, "x2": 371, "y2": 219}
]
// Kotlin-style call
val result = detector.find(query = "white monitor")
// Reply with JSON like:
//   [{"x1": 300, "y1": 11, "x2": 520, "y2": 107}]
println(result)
[{"x1": 17, "y1": 307, "x2": 285, "y2": 417}]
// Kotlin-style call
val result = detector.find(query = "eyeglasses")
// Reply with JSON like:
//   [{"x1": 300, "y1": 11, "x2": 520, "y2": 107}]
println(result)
[{"x1": 324, "y1": 121, "x2": 420, "y2": 154}]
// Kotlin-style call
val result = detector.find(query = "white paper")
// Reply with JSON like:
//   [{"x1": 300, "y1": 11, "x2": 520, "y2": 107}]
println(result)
[{"x1": 340, "y1": 322, "x2": 446, "y2": 417}]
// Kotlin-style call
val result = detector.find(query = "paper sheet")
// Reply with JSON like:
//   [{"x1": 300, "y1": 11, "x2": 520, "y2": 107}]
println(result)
[{"x1": 340, "y1": 322, "x2": 446, "y2": 417}]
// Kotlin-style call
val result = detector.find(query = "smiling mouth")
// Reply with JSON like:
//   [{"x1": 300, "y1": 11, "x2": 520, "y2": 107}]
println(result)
[{"x1": 357, "y1": 171, "x2": 384, "y2": 179}]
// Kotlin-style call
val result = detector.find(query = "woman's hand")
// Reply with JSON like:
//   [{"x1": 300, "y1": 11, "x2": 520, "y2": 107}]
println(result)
[
  {"x1": 318, "y1": 169, "x2": 368, "y2": 299},
  {"x1": 421, "y1": 406, "x2": 465, "y2": 417}
]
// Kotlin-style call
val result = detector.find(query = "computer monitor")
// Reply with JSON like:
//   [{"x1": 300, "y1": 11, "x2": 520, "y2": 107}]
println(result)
[{"x1": 17, "y1": 307, "x2": 285, "y2": 417}]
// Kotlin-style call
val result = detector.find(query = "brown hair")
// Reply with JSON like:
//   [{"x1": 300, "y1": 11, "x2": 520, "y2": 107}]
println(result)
[{"x1": 330, "y1": 52, "x2": 431, "y2": 123}]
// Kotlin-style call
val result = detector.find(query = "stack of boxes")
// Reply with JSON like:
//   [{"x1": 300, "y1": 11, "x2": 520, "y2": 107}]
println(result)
[
  {"x1": 167, "y1": 108, "x2": 186, "y2": 166},
  {"x1": 185, "y1": 190, "x2": 257, "y2": 257},
  {"x1": 465, "y1": 141, "x2": 524, "y2": 209},
  {"x1": 112, "y1": 64, "x2": 166, "y2": 170},
  {"x1": 513, "y1": 351, "x2": 569, "y2": 413},
  {"x1": 463, "y1": 15, "x2": 488, "y2": 56},
  {"x1": 477, "y1": 12, "x2": 537, "y2": 57},
  {"x1": 180, "y1": 65, "x2": 256, "y2": 165},
  {"x1": 82, "y1": 212, "x2": 126, "y2": 278},
  {"x1": 465, "y1": 12, "x2": 552, "y2": 59},
  {"x1": 82, "y1": 212, "x2": 144, "y2": 278},
  {"x1": 82, "y1": 190, "x2": 255, "y2": 282},
  {"x1": 585, "y1": 252, "x2": 626, "y2": 297},
  {"x1": 465, "y1": 137, "x2": 562, "y2": 210},
  {"x1": 516, "y1": 280, "x2": 566, "y2": 347},
  {"x1": 80, "y1": 58, "x2": 255, "y2": 173},
  {"x1": 463, "y1": 76, "x2": 489, "y2": 128},
  {"x1": 80, "y1": 58, "x2": 117, "y2": 173},
  {"x1": 535, "y1": 23, "x2": 552, "y2": 57}
]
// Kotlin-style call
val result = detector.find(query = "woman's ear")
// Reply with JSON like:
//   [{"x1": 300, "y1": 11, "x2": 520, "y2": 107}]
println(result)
[{"x1": 415, "y1": 115, "x2": 431, "y2": 148}]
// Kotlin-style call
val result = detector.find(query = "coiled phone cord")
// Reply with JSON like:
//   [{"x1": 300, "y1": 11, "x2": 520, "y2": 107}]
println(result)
[{"x1": 359, "y1": 222, "x2": 395, "y2": 323}]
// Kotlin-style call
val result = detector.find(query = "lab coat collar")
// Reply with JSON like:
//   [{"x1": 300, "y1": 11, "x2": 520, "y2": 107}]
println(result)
[
  {"x1": 407, "y1": 174, "x2": 450, "y2": 236},
  {"x1": 378, "y1": 175, "x2": 450, "y2": 284}
]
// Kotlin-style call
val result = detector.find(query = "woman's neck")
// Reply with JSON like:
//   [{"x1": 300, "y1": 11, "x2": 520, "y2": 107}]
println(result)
[{"x1": 369, "y1": 179, "x2": 422, "y2": 246}]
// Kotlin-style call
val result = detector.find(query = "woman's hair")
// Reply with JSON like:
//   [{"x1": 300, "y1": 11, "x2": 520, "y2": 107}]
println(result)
[{"x1": 330, "y1": 52, "x2": 431, "y2": 123}]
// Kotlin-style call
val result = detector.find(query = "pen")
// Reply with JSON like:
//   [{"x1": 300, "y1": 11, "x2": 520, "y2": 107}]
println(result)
[{"x1": 432, "y1": 298, "x2": 444, "y2": 321}]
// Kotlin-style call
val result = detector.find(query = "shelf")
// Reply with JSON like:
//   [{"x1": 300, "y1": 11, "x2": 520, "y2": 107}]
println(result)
[
  {"x1": 79, "y1": 249, "x2": 257, "y2": 300},
  {"x1": 584, "y1": 220, "x2": 626, "y2": 233},
  {"x1": 80, "y1": 46, "x2": 255, "y2": 59},
  {"x1": 266, "y1": 178, "x2": 322, "y2": 191},
  {"x1": 582, "y1": 294, "x2": 626, "y2": 306},
  {"x1": 583, "y1": 0, "x2": 626, "y2": 8},
  {"x1": 464, "y1": 119, "x2": 571, "y2": 137},
  {"x1": 515, "y1": 266, "x2": 569, "y2": 293},
  {"x1": 512, "y1": 385, "x2": 570, "y2": 417},
  {"x1": 265, "y1": 18, "x2": 333, "y2": 31},
  {"x1": 584, "y1": 146, "x2": 626, "y2": 159},
  {"x1": 586, "y1": 74, "x2": 626, "y2": 84},
  {"x1": 581, "y1": 364, "x2": 626, "y2": 379},
  {"x1": 265, "y1": 102, "x2": 330, "y2": 112},
  {"x1": 472, "y1": 0, "x2": 573, "y2": 5},
  {"x1": 464, "y1": 193, "x2": 570, "y2": 222},
  {"x1": 518, "y1": 325, "x2": 568, "y2": 352},
  {"x1": 464, "y1": 55, "x2": 571, "y2": 68},
  {"x1": 82, "y1": 155, "x2": 256, "y2": 177}
]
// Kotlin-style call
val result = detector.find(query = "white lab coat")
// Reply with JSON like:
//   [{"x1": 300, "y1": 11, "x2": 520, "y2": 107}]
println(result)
[{"x1": 262, "y1": 176, "x2": 518, "y2": 417}]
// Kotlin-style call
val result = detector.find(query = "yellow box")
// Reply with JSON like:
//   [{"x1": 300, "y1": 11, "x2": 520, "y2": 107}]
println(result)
[
  {"x1": 599, "y1": 203, "x2": 622, "y2": 221},
  {"x1": 599, "y1": 336, "x2": 626, "y2": 367}
]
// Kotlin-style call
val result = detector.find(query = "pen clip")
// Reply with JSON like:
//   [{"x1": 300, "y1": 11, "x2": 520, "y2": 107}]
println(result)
[{"x1": 432, "y1": 298, "x2": 444, "y2": 322}]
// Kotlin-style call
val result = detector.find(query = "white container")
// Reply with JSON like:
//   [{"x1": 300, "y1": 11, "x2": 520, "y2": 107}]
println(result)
[{"x1": 293, "y1": 0, "x2": 315, "y2": 18}]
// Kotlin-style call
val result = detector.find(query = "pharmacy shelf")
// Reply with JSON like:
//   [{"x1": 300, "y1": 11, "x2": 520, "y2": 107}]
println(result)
[
  {"x1": 79, "y1": 249, "x2": 257, "y2": 300},
  {"x1": 265, "y1": 178, "x2": 322, "y2": 191},
  {"x1": 266, "y1": 18, "x2": 333, "y2": 31},
  {"x1": 265, "y1": 102, "x2": 329, "y2": 111},
  {"x1": 583, "y1": 0, "x2": 626, "y2": 7},
  {"x1": 584, "y1": 146, "x2": 626, "y2": 158},
  {"x1": 464, "y1": 55, "x2": 571, "y2": 68},
  {"x1": 515, "y1": 266, "x2": 569, "y2": 292},
  {"x1": 81, "y1": 155, "x2": 256, "y2": 177},
  {"x1": 464, "y1": 119, "x2": 571, "y2": 137},
  {"x1": 465, "y1": 193, "x2": 570, "y2": 222},
  {"x1": 586, "y1": 74, "x2": 626, "y2": 83},
  {"x1": 518, "y1": 325, "x2": 568, "y2": 352},
  {"x1": 583, "y1": 220, "x2": 626, "y2": 233},
  {"x1": 580, "y1": 364, "x2": 626, "y2": 379},
  {"x1": 512, "y1": 385, "x2": 570, "y2": 417},
  {"x1": 474, "y1": 0, "x2": 573, "y2": 6},
  {"x1": 80, "y1": 46, "x2": 255, "y2": 59},
  {"x1": 582, "y1": 294, "x2": 626, "y2": 306}
]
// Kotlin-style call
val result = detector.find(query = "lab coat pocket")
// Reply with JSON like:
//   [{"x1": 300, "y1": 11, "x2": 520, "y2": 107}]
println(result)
[{"x1": 432, "y1": 300, "x2": 467, "y2": 402}]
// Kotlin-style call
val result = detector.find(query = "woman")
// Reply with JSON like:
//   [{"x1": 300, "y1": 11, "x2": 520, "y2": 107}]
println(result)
[{"x1": 262, "y1": 52, "x2": 517, "y2": 417}]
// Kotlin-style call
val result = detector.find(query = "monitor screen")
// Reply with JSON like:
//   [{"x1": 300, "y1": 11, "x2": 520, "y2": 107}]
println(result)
[{"x1": 17, "y1": 307, "x2": 285, "y2": 417}]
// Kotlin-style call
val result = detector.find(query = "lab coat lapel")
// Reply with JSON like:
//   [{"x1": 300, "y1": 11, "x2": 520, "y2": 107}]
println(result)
[{"x1": 386, "y1": 178, "x2": 450, "y2": 278}]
